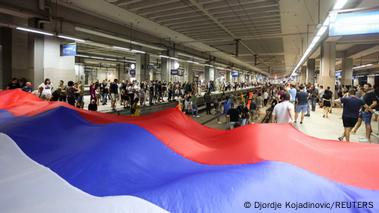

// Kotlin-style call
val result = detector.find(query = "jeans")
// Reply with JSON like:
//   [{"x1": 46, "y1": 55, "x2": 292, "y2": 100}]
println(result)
[
  {"x1": 309, "y1": 98, "x2": 316, "y2": 111},
  {"x1": 192, "y1": 105, "x2": 198, "y2": 116},
  {"x1": 240, "y1": 118, "x2": 247, "y2": 126},
  {"x1": 101, "y1": 93, "x2": 108, "y2": 104}
]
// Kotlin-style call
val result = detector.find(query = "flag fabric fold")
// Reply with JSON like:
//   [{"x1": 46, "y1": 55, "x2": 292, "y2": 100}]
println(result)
[{"x1": 0, "y1": 89, "x2": 378, "y2": 213}]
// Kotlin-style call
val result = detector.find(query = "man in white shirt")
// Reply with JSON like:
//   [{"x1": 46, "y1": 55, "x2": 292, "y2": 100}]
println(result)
[{"x1": 272, "y1": 93, "x2": 294, "y2": 124}]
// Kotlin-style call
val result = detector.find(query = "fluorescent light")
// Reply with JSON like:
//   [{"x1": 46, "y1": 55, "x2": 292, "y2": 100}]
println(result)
[
  {"x1": 113, "y1": 46, "x2": 145, "y2": 54},
  {"x1": 16, "y1": 27, "x2": 53, "y2": 36},
  {"x1": 75, "y1": 27, "x2": 165, "y2": 51},
  {"x1": 112, "y1": 46, "x2": 131, "y2": 51},
  {"x1": 170, "y1": 57, "x2": 179, "y2": 60},
  {"x1": 316, "y1": 26, "x2": 328, "y2": 36},
  {"x1": 58, "y1": 35, "x2": 85, "y2": 42},
  {"x1": 131, "y1": 49, "x2": 146, "y2": 54},
  {"x1": 333, "y1": 0, "x2": 348, "y2": 10},
  {"x1": 353, "y1": 63, "x2": 373, "y2": 69},
  {"x1": 159, "y1": 55, "x2": 170, "y2": 58}
]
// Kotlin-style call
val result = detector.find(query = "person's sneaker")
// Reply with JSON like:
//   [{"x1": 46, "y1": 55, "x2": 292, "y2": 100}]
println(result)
[
  {"x1": 305, "y1": 114, "x2": 310, "y2": 117},
  {"x1": 300, "y1": 121, "x2": 303, "y2": 124},
  {"x1": 338, "y1": 137, "x2": 343, "y2": 141},
  {"x1": 294, "y1": 121, "x2": 297, "y2": 123},
  {"x1": 217, "y1": 121, "x2": 222, "y2": 124},
  {"x1": 196, "y1": 115, "x2": 200, "y2": 118}
]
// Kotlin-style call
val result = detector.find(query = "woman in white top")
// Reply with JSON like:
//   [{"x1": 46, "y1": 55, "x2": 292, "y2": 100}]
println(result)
[{"x1": 38, "y1": 78, "x2": 54, "y2": 100}]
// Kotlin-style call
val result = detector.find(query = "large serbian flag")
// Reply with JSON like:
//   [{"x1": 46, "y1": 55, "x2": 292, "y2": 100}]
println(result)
[{"x1": 0, "y1": 89, "x2": 379, "y2": 213}]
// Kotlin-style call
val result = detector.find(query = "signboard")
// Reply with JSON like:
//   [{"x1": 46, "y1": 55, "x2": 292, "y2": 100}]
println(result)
[
  {"x1": 171, "y1": 69, "x2": 179, "y2": 75},
  {"x1": 129, "y1": 69, "x2": 136, "y2": 77},
  {"x1": 61, "y1": 44, "x2": 77, "y2": 56},
  {"x1": 232, "y1": 71, "x2": 239, "y2": 77},
  {"x1": 336, "y1": 71, "x2": 342, "y2": 79},
  {"x1": 330, "y1": 10, "x2": 379, "y2": 36}
]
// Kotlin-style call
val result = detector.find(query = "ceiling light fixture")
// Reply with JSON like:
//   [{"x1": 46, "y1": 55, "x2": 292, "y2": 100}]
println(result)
[
  {"x1": 353, "y1": 63, "x2": 373, "y2": 69},
  {"x1": 16, "y1": 27, "x2": 54, "y2": 36},
  {"x1": 58, "y1": 35, "x2": 86, "y2": 43},
  {"x1": 75, "y1": 27, "x2": 165, "y2": 51},
  {"x1": 159, "y1": 55, "x2": 170, "y2": 58},
  {"x1": 112, "y1": 46, "x2": 131, "y2": 51},
  {"x1": 290, "y1": 0, "x2": 348, "y2": 78},
  {"x1": 131, "y1": 49, "x2": 146, "y2": 54}
]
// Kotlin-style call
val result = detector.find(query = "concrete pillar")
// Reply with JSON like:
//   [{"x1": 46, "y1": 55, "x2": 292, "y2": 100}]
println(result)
[
  {"x1": 185, "y1": 63, "x2": 194, "y2": 83},
  {"x1": 136, "y1": 53, "x2": 149, "y2": 82},
  {"x1": 306, "y1": 59, "x2": 315, "y2": 84},
  {"x1": 204, "y1": 66, "x2": 215, "y2": 82},
  {"x1": 31, "y1": 35, "x2": 44, "y2": 88},
  {"x1": 226, "y1": 70, "x2": 231, "y2": 83},
  {"x1": 319, "y1": 41, "x2": 336, "y2": 95},
  {"x1": 43, "y1": 37, "x2": 75, "y2": 86},
  {"x1": 0, "y1": 27, "x2": 12, "y2": 89},
  {"x1": 341, "y1": 58, "x2": 353, "y2": 86},
  {"x1": 300, "y1": 66, "x2": 306, "y2": 84},
  {"x1": 160, "y1": 58, "x2": 168, "y2": 82}
]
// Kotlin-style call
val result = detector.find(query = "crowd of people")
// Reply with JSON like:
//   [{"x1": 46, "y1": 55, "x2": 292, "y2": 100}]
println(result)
[
  {"x1": 5, "y1": 77, "x2": 379, "y2": 143},
  {"x1": 5, "y1": 77, "x2": 258, "y2": 115},
  {"x1": 271, "y1": 82, "x2": 379, "y2": 143}
]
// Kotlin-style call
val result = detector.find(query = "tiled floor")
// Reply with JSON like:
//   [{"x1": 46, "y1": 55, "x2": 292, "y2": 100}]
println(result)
[
  {"x1": 294, "y1": 106, "x2": 379, "y2": 144},
  {"x1": 195, "y1": 105, "x2": 379, "y2": 144}
]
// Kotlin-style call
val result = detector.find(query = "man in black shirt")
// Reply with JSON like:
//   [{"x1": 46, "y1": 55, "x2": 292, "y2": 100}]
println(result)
[
  {"x1": 338, "y1": 89, "x2": 364, "y2": 142},
  {"x1": 361, "y1": 84, "x2": 377, "y2": 142},
  {"x1": 7, "y1": 78, "x2": 20, "y2": 90},
  {"x1": 295, "y1": 85, "x2": 308, "y2": 124},
  {"x1": 322, "y1": 87, "x2": 333, "y2": 118},
  {"x1": 204, "y1": 91, "x2": 212, "y2": 115},
  {"x1": 227, "y1": 103, "x2": 240, "y2": 129},
  {"x1": 110, "y1": 79, "x2": 119, "y2": 111}
]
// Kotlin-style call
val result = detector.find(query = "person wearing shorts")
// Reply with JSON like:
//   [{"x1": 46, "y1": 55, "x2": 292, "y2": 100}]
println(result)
[
  {"x1": 294, "y1": 85, "x2": 308, "y2": 124},
  {"x1": 339, "y1": 89, "x2": 364, "y2": 142}
]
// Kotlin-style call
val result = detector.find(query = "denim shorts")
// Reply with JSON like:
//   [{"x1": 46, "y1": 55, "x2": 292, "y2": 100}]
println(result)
[
  {"x1": 362, "y1": 111, "x2": 372, "y2": 125},
  {"x1": 295, "y1": 104, "x2": 308, "y2": 113}
]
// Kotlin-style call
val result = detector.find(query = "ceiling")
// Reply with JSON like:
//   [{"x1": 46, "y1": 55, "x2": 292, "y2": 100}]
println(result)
[
  {"x1": 4, "y1": 0, "x2": 376, "y2": 77},
  {"x1": 105, "y1": 0, "x2": 283, "y2": 73}
]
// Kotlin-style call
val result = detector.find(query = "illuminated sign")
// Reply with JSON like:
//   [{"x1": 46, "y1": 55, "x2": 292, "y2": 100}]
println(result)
[
  {"x1": 129, "y1": 69, "x2": 136, "y2": 77},
  {"x1": 61, "y1": 44, "x2": 77, "y2": 56},
  {"x1": 329, "y1": 10, "x2": 379, "y2": 36},
  {"x1": 232, "y1": 71, "x2": 239, "y2": 77},
  {"x1": 171, "y1": 69, "x2": 179, "y2": 75}
]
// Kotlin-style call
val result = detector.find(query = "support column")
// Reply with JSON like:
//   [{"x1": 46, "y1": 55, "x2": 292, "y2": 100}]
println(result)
[
  {"x1": 160, "y1": 58, "x2": 169, "y2": 82},
  {"x1": 319, "y1": 41, "x2": 336, "y2": 95},
  {"x1": 306, "y1": 59, "x2": 315, "y2": 84},
  {"x1": 186, "y1": 63, "x2": 194, "y2": 83},
  {"x1": 204, "y1": 66, "x2": 215, "y2": 82},
  {"x1": 226, "y1": 70, "x2": 231, "y2": 83},
  {"x1": 43, "y1": 37, "x2": 75, "y2": 86},
  {"x1": 30, "y1": 34, "x2": 44, "y2": 87},
  {"x1": 300, "y1": 66, "x2": 306, "y2": 84},
  {"x1": 341, "y1": 58, "x2": 353, "y2": 86},
  {"x1": 136, "y1": 53, "x2": 149, "y2": 82},
  {"x1": 0, "y1": 27, "x2": 12, "y2": 89}
]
